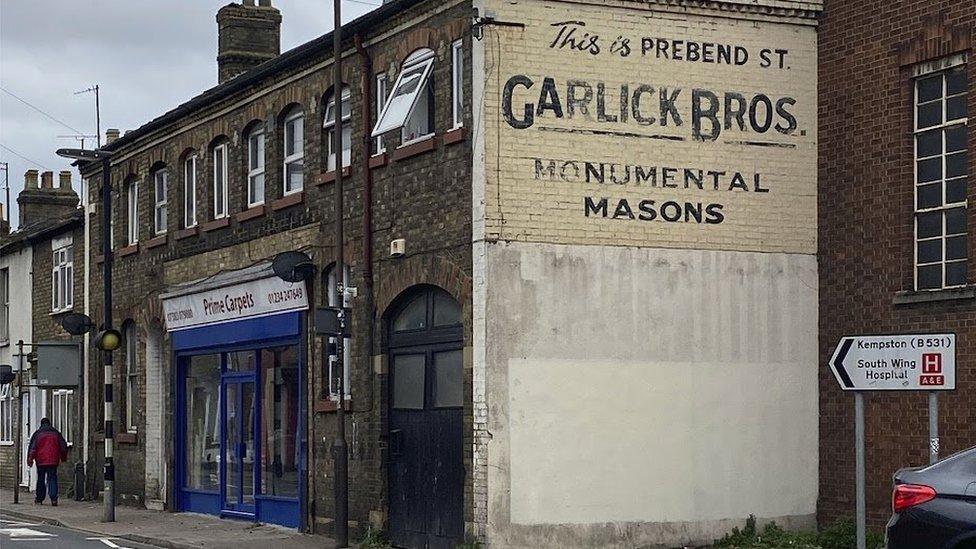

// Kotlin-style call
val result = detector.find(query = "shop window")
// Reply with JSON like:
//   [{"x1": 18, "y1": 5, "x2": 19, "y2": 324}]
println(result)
[
  {"x1": 185, "y1": 354, "x2": 220, "y2": 492},
  {"x1": 248, "y1": 126, "x2": 266, "y2": 206},
  {"x1": 51, "y1": 237, "x2": 73, "y2": 313},
  {"x1": 260, "y1": 345, "x2": 299, "y2": 498},
  {"x1": 325, "y1": 265, "x2": 351, "y2": 399},
  {"x1": 124, "y1": 322, "x2": 139, "y2": 432},
  {"x1": 283, "y1": 107, "x2": 305, "y2": 194},
  {"x1": 323, "y1": 86, "x2": 352, "y2": 172},
  {"x1": 0, "y1": 384, "x2": 12, "y2": 444},
  {"x1": 451, "y1": 40, "x2": 463, "y2": 129},
  {"x1": 372, "y1": 49, "x2": 435, "y2": 142},
  {"x1": 154, "y1": 168, "x2": 168, "y2": 235},
  {"x1": 52, "y1": 389, "x2": 74, "y2": 445},
  {"x1": 184, "y1": 154, "x2": 198, "y2": 228},
  {"x1": 212, "y1": 142, "x2": 229, "y2": 219},
  {"x1": 914, "y1": 61, "x2": 968, "y2": 290},
  {"x1": 126, "y1": 178, "x2": 139, "y2": 245},
  {"x1": 374, "y1": 73, "x2": 388, "y2": 154}
]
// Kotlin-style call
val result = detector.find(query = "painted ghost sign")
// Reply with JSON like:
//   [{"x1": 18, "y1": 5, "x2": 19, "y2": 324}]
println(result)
[{"x1": 482, "y1": 8, "x2": 818, "y2": 254}]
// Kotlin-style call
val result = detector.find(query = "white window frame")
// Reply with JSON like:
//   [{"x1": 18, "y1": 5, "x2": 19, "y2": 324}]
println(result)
[
  {"x1": 184, "y1": 155, "x2": 198, "y2": 228},
  {"x1": 283, "y1": 109, "x2": 305, "y2": 195},
  {"x1": 52, "y1": 389, "x2": 74, "y2": 446},
  {"x1": 212, "y1": 143, "x2": 229, "y2": 219},
  {"x1": 126, "y1": 179, "x2": 139, "y2": 245},
  {"x1": 0, "y1": 384, "x2": 12, "y2": 444},
  {"x1": 913, "y1": 57, "x2": 968, "y2": 291},
  {"x1": 125, "y1": 325, "x2": 139, "y2": 432},
  {"x1": 452, "y1": 39, "x2": 463, "y2": 129},
  {"x1": 153, "y1": 169, "x2": 168, "y2": 235},
  {"x1": 371, "y1": 50, "x2": 435, "y2": 140},
  {"x1": 326, "y1": 265, "x2": 352, "y2": 400},
  {"x1": 374, "y1": 73, "x2": 388, "y2": 154},
  {"x1": 324, "y1": 87, "x2": 352, "y2": 172},
  {"x1": 0, "y1": 267, "x2": 8, "y2": 345},
  {"x1": 248, "y1": 127, "x2": 266, "y2": 207},
  {"x1": 51, "y1": 238, "x2": 74, "y2": 313}
]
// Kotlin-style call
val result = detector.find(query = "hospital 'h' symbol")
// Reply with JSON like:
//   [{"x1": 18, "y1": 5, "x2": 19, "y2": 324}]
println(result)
[{"x1": 922, "y1": 353, "x2": 942, "y2": 374}]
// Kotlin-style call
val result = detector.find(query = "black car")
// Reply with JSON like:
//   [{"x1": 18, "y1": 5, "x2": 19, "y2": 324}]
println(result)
[{"x1": 886, "y1": 446, "x2": 976, "y2": 549}]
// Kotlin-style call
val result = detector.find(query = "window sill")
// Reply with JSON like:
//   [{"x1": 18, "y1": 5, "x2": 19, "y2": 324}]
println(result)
[
  {"x1": 145, "y1": 234, "x2": 167, "y2": 250},
  {"x1": 116, "y1": 432, "x2": 138, "y2": 445},
  {"x1": 0, "y1": 441, "x2": 13, "y2": 446},
  {"x1": 0, "y1": 340, "x2": 8, "y2": 348},
  {"x1": 201, "y1": 217, "x2": 230, "y2": 233},
  {"x1": 316, "y1": 166, "x2": 352, "y2": 186},
  {"x1": 235, "y1": 204, "x2": 266, "y2": 223},
  {"x1": 271, "y1": 191, "x2": 304, "y2": 211},
  {"x1": 893, "y1": 286, "x2": 976, "y2": 305},
  {"x1": 443, "y1": 126, "x2": 465, "y2": 145},
  {"x1": 175, "y1": 226, "x2": 199, "y2": 240},
  {"x1": 117, "y1": 243, "x2": 139, "y2": 257},
  {"x1": 314, "y1": 398, "x2": 353, "y2": 413},
  {"x1": 392, "y1": 135, "x2": 437, "y2": 161},
  {"x1": 50, "y1": 308, "x2": 75, "y2": 317},
  {"x1": 368, "y1": 153, "x2": 388, "y2": 169}
]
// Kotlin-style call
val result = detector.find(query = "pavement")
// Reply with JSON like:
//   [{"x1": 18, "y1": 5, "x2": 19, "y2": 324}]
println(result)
[{"x1": 0, "y1": 491, "x2": 338, "y2": 549}]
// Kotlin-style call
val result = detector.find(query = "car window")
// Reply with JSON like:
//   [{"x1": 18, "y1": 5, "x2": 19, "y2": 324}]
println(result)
[{"x1": 935, "y1": 447, "x2": 976, "y2": 477}]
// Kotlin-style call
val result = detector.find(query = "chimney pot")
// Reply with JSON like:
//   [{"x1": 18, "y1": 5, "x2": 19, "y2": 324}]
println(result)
[
  {"x1": 59, "y1": 171, "x2": 73, "y2": 190},
  {"x1": 25, "y1": 170, "x2": 39, "y2": 189},
  {"x1": 41, "y1": 171, "x2": 54, "y2": 189},
  {"x1": 106, "y1": 128, "x2": 121, "y2": 144}
]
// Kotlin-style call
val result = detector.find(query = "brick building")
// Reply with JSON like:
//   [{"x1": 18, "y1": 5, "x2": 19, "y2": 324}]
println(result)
[
  {"x1": 57, "y1": 0, "x2": 822, "y2": 547},
  {"x1": 818, "y1": 2, "x2": 975, "y2": 532},
  {"x1": 0, "y1": 170, "x2": 86, "y2": 498}
]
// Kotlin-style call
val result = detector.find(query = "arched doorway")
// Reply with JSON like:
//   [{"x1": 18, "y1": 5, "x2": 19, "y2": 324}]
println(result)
[{"x1": 387, "y1": 286, "x2": 464, "y2": 549}]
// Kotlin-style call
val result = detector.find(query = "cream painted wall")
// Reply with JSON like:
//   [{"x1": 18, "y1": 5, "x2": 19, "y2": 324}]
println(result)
[{"x1": 482, "y1": 242, "x2": 819, "y2": 546}]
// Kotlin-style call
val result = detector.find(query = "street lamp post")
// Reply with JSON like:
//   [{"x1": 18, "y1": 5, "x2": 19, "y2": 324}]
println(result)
[{"x1": 56, "y1": 147, "x2": 117, "y2": 522}]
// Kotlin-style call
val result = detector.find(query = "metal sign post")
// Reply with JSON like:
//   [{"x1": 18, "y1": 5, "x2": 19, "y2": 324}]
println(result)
[
  {"x1": 828, "y1": 333, "x2": 956, "y2": 549},
  {"x1": 854, "y1": 392, "x2": 865, "y2": 549}
]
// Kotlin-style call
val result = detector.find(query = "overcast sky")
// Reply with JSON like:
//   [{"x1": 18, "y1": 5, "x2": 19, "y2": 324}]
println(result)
[{"x1": 0, "y1": 0, "x2": 377, "y2": 229}]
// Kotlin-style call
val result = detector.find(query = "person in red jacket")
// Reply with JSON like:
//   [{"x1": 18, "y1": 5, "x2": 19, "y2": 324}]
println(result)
[{"x1": 26, "y1": 417, "x2": 68, "y2": 505}]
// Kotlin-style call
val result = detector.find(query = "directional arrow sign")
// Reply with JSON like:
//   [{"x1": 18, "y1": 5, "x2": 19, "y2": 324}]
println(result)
[{"x1": 829, "y1": 334, "x2": 956, "y2": 391}]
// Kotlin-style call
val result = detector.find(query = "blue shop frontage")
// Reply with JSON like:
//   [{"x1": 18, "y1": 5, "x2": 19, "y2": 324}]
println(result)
[{"x1": 161, "y1": 265, "x2": 308, "y2": 529}]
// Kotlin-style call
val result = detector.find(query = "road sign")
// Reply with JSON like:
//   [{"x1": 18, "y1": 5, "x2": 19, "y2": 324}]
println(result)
[{"x1": 828, "y1": 333, "x2": 956, "y2": 391}]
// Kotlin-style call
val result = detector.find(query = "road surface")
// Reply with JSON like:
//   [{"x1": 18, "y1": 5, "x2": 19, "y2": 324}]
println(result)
[{"x1": 0, "y1": 515, "x2": 161, "y2": 549}]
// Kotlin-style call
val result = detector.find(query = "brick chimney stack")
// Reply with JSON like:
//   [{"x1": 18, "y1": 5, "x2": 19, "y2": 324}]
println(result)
[
  {"x1": 106, "y1": 128, "x2": 121, "y2": 144},
  {"x1": 216, "y1": 0, "x2": 281, "y2": 84},
  {"x1": 17, "y1": 169, "x2": 79, "y2": 228},
  {"x1": 0, "y1": 204, "x2": 10, "y2": 237}
]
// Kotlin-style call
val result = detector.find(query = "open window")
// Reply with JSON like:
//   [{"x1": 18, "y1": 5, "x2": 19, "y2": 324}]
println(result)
[{"x1": 371, "y1": 49, "x2": 435, "y2": 140}]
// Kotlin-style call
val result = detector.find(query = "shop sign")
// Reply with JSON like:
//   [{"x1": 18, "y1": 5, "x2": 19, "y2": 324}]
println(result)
[{"x1": 163, "y1": 276, "x2": 308, "y2": 331}]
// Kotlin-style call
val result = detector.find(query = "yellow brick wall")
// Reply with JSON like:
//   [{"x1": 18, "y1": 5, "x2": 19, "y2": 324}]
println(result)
[{"x1": 480, "y1": 0, "x2": 818, "y2": 254}]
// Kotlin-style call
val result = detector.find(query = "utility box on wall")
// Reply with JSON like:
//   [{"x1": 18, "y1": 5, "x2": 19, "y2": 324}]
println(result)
[{"x1": 35, "y1": 341, "x2": 82, "y2": 387}]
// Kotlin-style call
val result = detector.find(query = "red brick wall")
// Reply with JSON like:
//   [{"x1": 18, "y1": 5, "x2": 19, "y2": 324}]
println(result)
[{"x1": 818, "y1": 2, "x2": 976, "y2": 529}]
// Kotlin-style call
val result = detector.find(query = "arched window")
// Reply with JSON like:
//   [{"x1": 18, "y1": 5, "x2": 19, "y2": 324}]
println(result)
[
  {"x1": 247, "y1": 124, "x2": 266, "y2": 206},
  {"x1": 282, "y1": 106, "x2": 305, "y2": 194},
  {"x1": 183, "y1": 153, "x2": 198, "y2": 228},
  {"x1": 323, "y1": 87, "x2": 352, "y2": 172},
  {"x1": 125, "y1": 178, "x2": 139, "y2": 245},
  {"x1": 211, "y1": 138, "x2": 229, "y2": 219},
  {"x1": 123, "y1": 321, "x2": 139, "y2": 432},
  {"x1": 152, "y1": 166, "x2": 168, "y2": 235},
  {"x1": 371, "y1": 48, "x2": 435, "y2": 143}
]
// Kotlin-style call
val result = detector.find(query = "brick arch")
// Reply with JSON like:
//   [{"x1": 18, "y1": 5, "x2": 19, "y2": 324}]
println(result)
[
  {"x1": 897, "y1": 10, "x2": 971, "y2": 66},
  {"x1": 376, "y1": 255, "x2": 471, "y2": 331}
]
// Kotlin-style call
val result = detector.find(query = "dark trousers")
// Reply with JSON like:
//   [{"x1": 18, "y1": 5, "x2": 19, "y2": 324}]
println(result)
[{"x1": 34, "y1": 465, "x2": 59, "y2": 503}]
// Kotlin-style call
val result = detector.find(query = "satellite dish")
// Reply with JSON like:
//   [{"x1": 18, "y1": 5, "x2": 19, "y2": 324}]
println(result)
[
  {"x1": 272, "y1": 251, "x2": 315, "y2": 283},
  {"x1": 60, "y1": 312, "x2": 95, "y2": 336}
]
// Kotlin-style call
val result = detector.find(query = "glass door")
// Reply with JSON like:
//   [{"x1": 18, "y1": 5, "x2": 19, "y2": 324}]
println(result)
[{"x1": 223, "y1": 378, "x2": 256, "y2": 514}]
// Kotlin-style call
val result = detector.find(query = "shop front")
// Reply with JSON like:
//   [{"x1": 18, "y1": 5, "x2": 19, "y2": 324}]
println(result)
[{"x1": 162, "y1": 266, "x2": 308, "y2": 528}]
